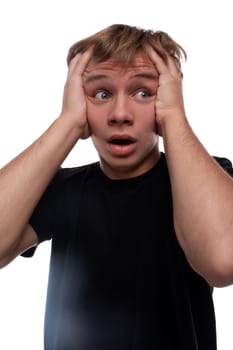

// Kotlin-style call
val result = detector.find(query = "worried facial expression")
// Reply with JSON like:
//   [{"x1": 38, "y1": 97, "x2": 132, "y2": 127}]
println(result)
[{"x1": 83, "y1": 54, "x2": 160, "y2": 179}]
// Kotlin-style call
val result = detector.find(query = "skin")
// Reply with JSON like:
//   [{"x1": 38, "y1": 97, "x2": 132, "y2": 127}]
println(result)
[
  {"x1": 0, "y1": 45, "x2": 233, "y2": 288},
  {"x1": 83, "y1": 55, "x2": 160, "y2": 179},
  {"x1": 63, "y1": 47, "x2": 233, "y2": 286},
  {"x1": 146, "y1": 48, "x2": 233, "y2": 286}
]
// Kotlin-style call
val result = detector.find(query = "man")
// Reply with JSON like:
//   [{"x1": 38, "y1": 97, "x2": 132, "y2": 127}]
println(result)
[{"x1": 0, "y1": 24, "x2": 233, "y2": 349}]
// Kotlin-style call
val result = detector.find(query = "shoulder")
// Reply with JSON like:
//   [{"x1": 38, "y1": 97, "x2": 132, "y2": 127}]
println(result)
[{"x1": 51, "y1": 162, "x2": 99, "y2": 185}]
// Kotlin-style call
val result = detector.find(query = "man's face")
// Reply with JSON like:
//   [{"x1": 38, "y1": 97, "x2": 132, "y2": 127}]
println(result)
[{"x1": 83, "y1": 54, "x2": 160, "y2": 179}]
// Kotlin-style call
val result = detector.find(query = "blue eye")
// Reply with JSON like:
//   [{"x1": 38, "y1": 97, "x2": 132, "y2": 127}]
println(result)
[
  {"x1": 136, "y1": 90, "x2": 150, "y2": 99},
  {"x1": 95, "y1": 91, "x2": 109, "y2": 100}
]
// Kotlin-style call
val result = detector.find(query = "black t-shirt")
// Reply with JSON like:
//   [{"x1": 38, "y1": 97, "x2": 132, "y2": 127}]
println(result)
[{"x1": 27, "y1": 153, "x2": 233, "y2": 350}]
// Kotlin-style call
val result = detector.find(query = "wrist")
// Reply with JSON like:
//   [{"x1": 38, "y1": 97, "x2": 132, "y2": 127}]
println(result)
[
  {"x1": 158, "y1": 111, "x2": 188, "y2": 138},
  {"x1": 58, "y1": 112, "x2": 88, "y2": 139},
  {"x1": 53, "y1": 116, "x2": 84, "y2": 145}
]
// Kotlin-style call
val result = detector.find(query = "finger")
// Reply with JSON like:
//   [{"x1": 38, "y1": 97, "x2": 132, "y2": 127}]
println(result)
[
  {"x1": 67, "y1": 53, "x2": 82, "y2": 77},
  {"x1": 67, "y1": 48, "x2": 93, "y2": 79},
  {"x1": 146, "y1": 46, "x2": 168, "y2": 75},
  {"x1": 146, "y1": 46, "x2": 182, "y2": 78},
  {"x1": 166, "y1": 55, "x2": 183, "y2": 78}
]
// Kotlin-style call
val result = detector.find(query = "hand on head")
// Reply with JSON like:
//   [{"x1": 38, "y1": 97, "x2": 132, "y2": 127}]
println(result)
[
  {"x1": 61, "y1": 48, "x2": 93, "y2": 139},
  {"x1": 61, "y1": 41, "x2": 186, "y2": 141},
  {"x1": 146, "y1": 46, "x2": 186, "y2": 136}
]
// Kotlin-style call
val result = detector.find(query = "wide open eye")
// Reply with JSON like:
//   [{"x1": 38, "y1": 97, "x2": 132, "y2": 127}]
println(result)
[
  {"x1": 95, "y1": 90, "x2": 110, "y2": 100},
  {"x1": 136, "y1": 90, "x2": 150, "y2": 99}
]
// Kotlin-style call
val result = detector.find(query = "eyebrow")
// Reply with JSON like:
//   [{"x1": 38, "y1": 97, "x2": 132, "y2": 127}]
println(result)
[{"x1": 84, "y1": 72, "x2": 158, "y2": 84}]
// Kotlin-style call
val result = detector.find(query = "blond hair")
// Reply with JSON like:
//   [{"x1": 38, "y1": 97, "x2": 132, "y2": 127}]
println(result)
[{"x1": 67, "y1": 24, "x2": 187, "y2": 70}]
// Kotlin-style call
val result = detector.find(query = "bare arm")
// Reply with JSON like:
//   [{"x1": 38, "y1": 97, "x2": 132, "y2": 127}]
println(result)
[
  {"x1": 147, "y1": 47, "x2": 233, "y2": 287},
  {"x1": 0, "y1": 50, "x2": 92, "y2": 268}
]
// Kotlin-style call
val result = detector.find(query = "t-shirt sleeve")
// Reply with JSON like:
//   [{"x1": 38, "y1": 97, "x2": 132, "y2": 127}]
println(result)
[
  {"x1": 213, "y1": 156, "x2": 233, "y2": 177},
  {"x1": 22, "y1": 170, "x2": 64, "y2": 257}
]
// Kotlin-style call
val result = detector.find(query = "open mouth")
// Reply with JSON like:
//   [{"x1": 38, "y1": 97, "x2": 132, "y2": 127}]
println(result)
[
  {"x1": 108, "y1": 135, "x2": 136, "y2": 146},
  {"x1": 110, "y1": 139, "x2": 134, "y2": 146},
  {"x1": 107, "y1": 135, "x2": 136, "y2": 156}
]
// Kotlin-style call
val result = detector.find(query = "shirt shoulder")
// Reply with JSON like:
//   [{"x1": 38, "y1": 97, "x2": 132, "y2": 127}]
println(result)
[
  {"x1": 24, "y1": 162, "x2": 100, "y2": 257},
  {"x1": 213, "y1": 156, "x2": 233, "y2": 176},
  {"x1": 51, "y1": 162, "x2": 100, "y2": 184}
]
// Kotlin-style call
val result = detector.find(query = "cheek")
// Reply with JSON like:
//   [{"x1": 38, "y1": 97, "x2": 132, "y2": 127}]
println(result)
[
  {"x1": 86, "y1": 102, "x2": 99, "y2": 128},
  {"x1": 87, "y1": 117, "x2": 99, "y2": 135},
  {"x1": 139, "y1": 104, "x2": 156, "y2": 129},
  {"x1": 143, "y1": 115, "x2": 157, "y2": 135},
  {"x1": 86, "y1": 105, "x2": 106, "y2": 136}
]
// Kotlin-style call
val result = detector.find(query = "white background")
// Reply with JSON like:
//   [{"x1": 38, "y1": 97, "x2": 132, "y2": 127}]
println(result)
[{"x1": 0, "y1": 0, "x2": 233, "y2": 349}]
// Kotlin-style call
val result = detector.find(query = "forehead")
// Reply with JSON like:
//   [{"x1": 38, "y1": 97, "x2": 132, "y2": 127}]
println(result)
[{"x1": 85, "y1": 54, "x2": 156, "y2": 75}]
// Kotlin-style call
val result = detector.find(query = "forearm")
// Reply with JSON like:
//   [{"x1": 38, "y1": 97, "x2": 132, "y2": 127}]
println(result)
[
  {"x1": 0, "y1": 49, "x2": 93, "y2": 264},
  {"x1": 162, "y1": 113, "x2": 233, "y2": 286},
  {"x1": 0, "y1": 115, "x2": 82, "y2": 260}
]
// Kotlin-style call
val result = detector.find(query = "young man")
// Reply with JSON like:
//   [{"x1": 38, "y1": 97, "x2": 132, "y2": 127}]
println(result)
[{"x1": 0, "y1": 24, "x2": 233, "y2": 349}]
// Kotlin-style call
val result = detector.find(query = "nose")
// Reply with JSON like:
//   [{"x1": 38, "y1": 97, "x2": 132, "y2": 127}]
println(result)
[{"x1": 108, "y1": 94, "x2": 133, "y2": 126}]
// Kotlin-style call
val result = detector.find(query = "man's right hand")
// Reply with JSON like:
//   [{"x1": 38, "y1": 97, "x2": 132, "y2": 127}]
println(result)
[
  {"x1": 60, "y1": 48, "x2": 93, "y2": 139},
  {"x1": 0, "y1": 48, "x2": 93, "y2": 267}
]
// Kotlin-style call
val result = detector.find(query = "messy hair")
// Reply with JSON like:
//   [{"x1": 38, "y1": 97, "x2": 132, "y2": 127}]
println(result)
[{"x1": 67, "y1": 24, "x2": 187, "y2": 70}]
